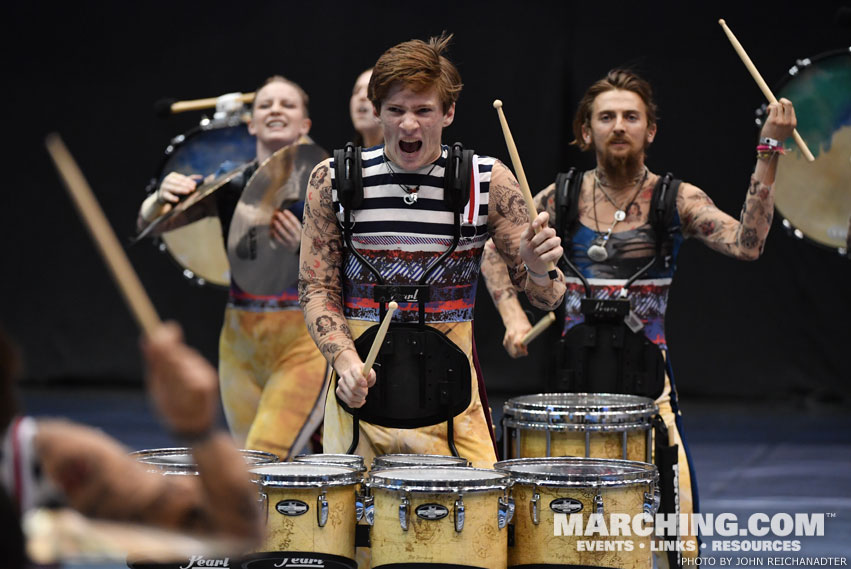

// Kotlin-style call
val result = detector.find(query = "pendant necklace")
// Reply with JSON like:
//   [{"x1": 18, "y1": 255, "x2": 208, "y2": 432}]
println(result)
[
  {"x1": 587, "y1": 167, "x2": 648, "y2": 262},
  {"x1": 384, "y1": 152, "x2": 439, "y2": 205}
]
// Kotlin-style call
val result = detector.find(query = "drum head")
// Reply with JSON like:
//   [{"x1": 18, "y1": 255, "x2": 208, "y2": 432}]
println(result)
[
  {"x1": 227, "y1": 143, "x2": 329, "y2": 295},
  {"x1": 769, "y1": 49, "x2": 851, "y2": 251},
  {"x1": 156, "y1": 123, "x2": 256, "y2": 287},
  {"x1": 250, "y1": 463, "x2": 361, "y2": 487},
  {"x1": 367, "y1": 466, "x2": 510, "y2": 493},
  {"x1": 371, "y1": 454, "x2": 470, "y2": 470},
  {"x1": 494, "y1": 457, "x2": 657, "y2": 487},
  {"x1": 504, "y1": 392, "x2": 657, "y2": 429}
]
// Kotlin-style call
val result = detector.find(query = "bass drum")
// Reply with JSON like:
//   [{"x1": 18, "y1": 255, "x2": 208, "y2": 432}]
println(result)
[
  {"x1": 756, "y1": 48, "x2": 851, "y2": 255},
  {"x1": 150, "y1": 120, "x2": 256, "y2": 287}
]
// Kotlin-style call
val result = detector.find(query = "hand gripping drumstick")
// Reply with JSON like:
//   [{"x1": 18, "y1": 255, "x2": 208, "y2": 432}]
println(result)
[
  {"x1": 45, "y1": 134, "x2": 161, "y2": 336},
  {"x1": 521, "y1": 312, "x2": 556, "y2": 346},
  {"x1": 718, "y1": 19, "x2": 815, "y2": 162},
  {"x1": 362, "y1": 301, "x2": 398, "y2": 377},
  {"x1": 493, "y1": 100, "x2": 559, "y2": 279}
]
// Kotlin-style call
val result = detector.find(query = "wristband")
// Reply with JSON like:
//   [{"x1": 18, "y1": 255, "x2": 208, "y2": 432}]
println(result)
[
  {"x1": 524, "y1": 263, "x2": 548, "y2": 279},
  {"x1": 759, "y1": 136, "x2": 782, "y2": 147}
]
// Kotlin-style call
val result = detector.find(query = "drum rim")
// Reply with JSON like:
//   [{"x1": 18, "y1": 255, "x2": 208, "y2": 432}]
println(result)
[
  {"x1": 503, "y1": 418, "x2": 653, "y2": 431},
  {"x1": 293, "y1": 453, "x2": 367, "y2": 472},
  {"x1": 371, "y1": 454, "x2": 471, "y2": 469},
  {"x1": 494, "y1": 457, "x2": 658, "y2": 487},
  {"x1": 366, "y1": 466, "x2": 512, "y2": 493},
  {"x1": 130, "y1": 447, "x2": 278, "y2": 469},
  {"x1": 503, "y1": 392, "x2": 658, "y2": 425},
  {"x1": 249, "y1": 463, "x2": 362, "y2": 487}
]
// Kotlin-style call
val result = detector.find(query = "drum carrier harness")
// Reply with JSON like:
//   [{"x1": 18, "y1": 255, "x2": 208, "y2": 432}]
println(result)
[
  {"x1": 552, "y1": 167, "x2": 681, "y2": 400},
  {"x1": 333, "y1": 143, "x2": 477, "y2": 457}
]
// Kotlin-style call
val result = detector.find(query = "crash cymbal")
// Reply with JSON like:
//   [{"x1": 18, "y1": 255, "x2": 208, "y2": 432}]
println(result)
[
  {"x1": 134, "y1": 162, "x2": 253, "y2": 243},
  {"x1": 227, "y1": 143, "x2": 329, "y2": 295}
]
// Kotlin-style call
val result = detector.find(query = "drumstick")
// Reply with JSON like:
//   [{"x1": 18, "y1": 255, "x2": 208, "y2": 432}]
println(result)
[
  {"x1": 718, "y1": 19, "x2": 815, "y2": 162},
  {"x1": 170, "y1": 92, "x2": 255, "y2": 114},
  {"x1": 361, "y1": 301, "x2": 398, "y2": 377},
  {"x1": 521, "y1": 312, "x2": 556, "y2": 346},
  {"x1": 45, "y1": 134, "x2": 161, "y2": 336},
  {"x1": 493, "y1": 100, "x2": 559, "y2": 279}
]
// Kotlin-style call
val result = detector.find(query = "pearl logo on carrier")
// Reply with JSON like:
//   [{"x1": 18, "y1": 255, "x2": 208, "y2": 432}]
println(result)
[
  {"x1": 550, "y1": 498, "x2": 584, "y2": 514},
  {"x1": 416, "y1": 503, "x2": 450, "y2": 521},
  {"x1": 276, "y1": 500, "x2": 309, "y2": 516}
]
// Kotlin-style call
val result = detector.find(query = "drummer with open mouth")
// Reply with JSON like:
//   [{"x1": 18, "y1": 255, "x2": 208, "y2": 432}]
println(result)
[
  {"x1": 136, "y1": 76, "x2": 327, "y2": 460},
  {"x1": 480, "y1": 68, "x2": 798, "y2": 563},
  {"x1": 298, "y1": 33, "x2": 566, "y2": 469}
]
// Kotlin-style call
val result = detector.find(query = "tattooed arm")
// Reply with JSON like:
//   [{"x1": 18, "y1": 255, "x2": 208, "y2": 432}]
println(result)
[
  {"x1": 487, "y1": 161, "x2": 566, "y2": 311},
  {"x1": 298, "y1": 160, "x2": 375, "y2": 407},
  {"x1": 679, "y1": 98, "x2": 797, "y2": 260},
  {"x1": 34, "y1": 323, "x2": 261, "y2": 541}
]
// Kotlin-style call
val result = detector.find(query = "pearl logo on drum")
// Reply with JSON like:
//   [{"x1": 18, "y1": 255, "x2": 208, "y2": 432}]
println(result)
[
  {"x1": 276, "y1": 499, "x2": 309, "y2": 516},
  {"x1": 550, "y1": 498, "x2": 584, "y2": 514},
  {"x1": 416, "y1": 503, "x2": 450, "y2": 520}
]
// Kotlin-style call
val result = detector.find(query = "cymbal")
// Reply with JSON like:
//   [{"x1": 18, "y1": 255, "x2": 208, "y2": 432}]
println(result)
[
  {"x1": 227, "y1": 143, "x2": 328, "y2": 295},
  {"x1": 134, "y1": 162, "x2": 253, "y2": 243}
]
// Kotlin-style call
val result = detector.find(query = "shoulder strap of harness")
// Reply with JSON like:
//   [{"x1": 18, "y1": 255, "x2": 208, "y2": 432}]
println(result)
[
  {"x1": 554, "y1": 167, "x2": 582, "y2": 247},
  {"x1": 333, "y1": 142, "x2": 363, "y2": 211},
  {"x1": 648, "y1": 172, "x2": 681, "y2": 263}
]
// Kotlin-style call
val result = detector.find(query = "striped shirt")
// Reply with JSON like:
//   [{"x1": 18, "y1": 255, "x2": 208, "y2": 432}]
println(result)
[{"x1": 330, "y1": 145, "x2": 494, "y2": 323}]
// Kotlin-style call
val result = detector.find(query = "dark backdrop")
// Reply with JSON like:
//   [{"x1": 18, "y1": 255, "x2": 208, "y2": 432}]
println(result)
[{"x1": 3, "y1": 1, "x2": 849, "y2": 399}]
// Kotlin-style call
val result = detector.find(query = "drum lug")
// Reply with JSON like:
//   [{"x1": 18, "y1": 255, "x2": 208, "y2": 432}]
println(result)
[
  {"x1": 498, "y1": 492, "x2": 515, "y2": 529},
  {"x1": 594, "y1": 492, "x2": 604, "y2": 515},
  {"x1": 399, "y1": 494, "x2": 410, "y2": 531},
  {"x1": 530, "y1": 489, "x2": 541, "y2": 525},
  {"x1": 259, "y1": 492, "x2": 269, "y2": 526},
  {"x1": 454, "y1": 495, "x2": 465, "y2": 532},
  {"x1": 644, "y1": 486, "x2": 661, "y2": 516},
  {"x1": 317, "y1": 490, "x2": 328, "y2": 527},
  {"x1": 364, "y1": 494, "x2": 375, "y2": 526}
]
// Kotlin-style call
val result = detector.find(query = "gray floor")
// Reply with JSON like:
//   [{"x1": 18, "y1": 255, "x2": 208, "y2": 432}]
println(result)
[{"x1": 21, "y1": 387, "x2": 851, "y2": 564}]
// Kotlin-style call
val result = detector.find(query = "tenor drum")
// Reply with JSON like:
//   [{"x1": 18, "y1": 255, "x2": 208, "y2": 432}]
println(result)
[
  {"x1": 371, "y1": 453, "x2": 470, "y2": 471},
  {"x1": 757, "y1": 48, "x2": 851, "y2": 254},
  {"x1": 250, "y1": 463, "x2": 361, "y2": 559},
  {"x1": 151, "y1": 120, "x2": 256, "y2": 287},
  {"x1": 294, "y1": 453, "x2": 367, "y2": 474},
  {"x1": 365, "y1": 466, "x2": 513, "y2": 569},
  {"x1": 502, "y1": 393, "x2": 656, "y2": 462},
  {"x1": 495, "y1": 457, "x2": 658, "y2": 569},
  {"x1": 130, "y1": 447, "x2": 278, "y2": 475}
]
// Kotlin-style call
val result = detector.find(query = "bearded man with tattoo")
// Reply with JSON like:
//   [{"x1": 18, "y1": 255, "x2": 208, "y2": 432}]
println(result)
[
  {"x1": 480, "y1": 69, "x2": 797, "y2": 562},
  {"x1": 298, "y1": 34, "x2": 566, "y2": 469}
]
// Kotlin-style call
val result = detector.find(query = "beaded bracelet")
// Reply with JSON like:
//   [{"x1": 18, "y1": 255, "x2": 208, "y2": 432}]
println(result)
[{"x1": 756, "y1": 144, "x2": 786, "y2": 160}]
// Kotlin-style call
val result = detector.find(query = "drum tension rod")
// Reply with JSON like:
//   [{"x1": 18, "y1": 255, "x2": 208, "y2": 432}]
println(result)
[{"x1": 454, "y1": 495, "x2": 466, "y2": 532}]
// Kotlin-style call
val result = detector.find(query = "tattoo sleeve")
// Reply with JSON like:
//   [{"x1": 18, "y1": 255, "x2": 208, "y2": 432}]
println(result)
[
  {"x1": 678, "y1": 175, "x2": 774, "y2": 260},
  {"x1": 298, "y1": 160, "x2": 356, "y2": 364},
  {"x1": 486, "y1": 163, "x2": 565, "y2": 310}
]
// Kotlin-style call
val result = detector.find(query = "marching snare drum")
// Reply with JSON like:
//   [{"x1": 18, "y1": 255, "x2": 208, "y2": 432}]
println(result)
[
  {"x1": 130, "y1": 447, "x2": 278, "y2": 475},
  {"x1": 371, "y1": 453, "x2": 470, "y2": 471},
  {"x1": 495, "y1": 457, "x2": 658, "y2": 569},
  {"x1": 755, "y1": 48, "x2": 851, "y2": 255},
  {"x1": 365, "y1": 466, "x2": 513, "y2": 569},
  {"x1": 502, "y1": 393, "x2": 656, "y2": 462},
  {"x1": 250, "y1": 463, "x2": 361, "y2": 559}
]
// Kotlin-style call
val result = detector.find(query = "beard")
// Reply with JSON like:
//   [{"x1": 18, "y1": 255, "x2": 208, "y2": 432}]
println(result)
[{"x1": 601, "y1": 144, "x2": 644, "y2": 179}]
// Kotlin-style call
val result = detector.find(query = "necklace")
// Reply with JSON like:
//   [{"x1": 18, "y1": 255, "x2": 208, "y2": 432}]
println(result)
[
  {"x1": 587, "y1": 167, "x2": 648, "y2": 262},
  {"x1": 384, "y1": 152, "x2": 439, "y2": 205}
]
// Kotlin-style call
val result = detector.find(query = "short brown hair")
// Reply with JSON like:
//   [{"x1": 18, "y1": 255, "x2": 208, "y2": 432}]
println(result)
[
  {"x1": 368, "y1": 33, "x2": 462, "y2": 113},
  {"x1": 572, "y1": 69, "x2": 658, "y2": 151},
  {"x1": 254, "y1": 75, "x2": 310, "y2": 118}
]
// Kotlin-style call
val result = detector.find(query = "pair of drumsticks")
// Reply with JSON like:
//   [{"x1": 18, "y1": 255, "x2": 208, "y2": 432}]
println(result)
[{"x1": 46, "y1": 20, "x2": 813, "y2": 368}]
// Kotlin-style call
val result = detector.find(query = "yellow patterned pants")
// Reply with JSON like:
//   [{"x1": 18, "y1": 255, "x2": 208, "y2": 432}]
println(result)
[
  {"x1": 323, "y1": 320, "x2": 497, "y2": 470},
  {"x1": 219, "y1": 307, "x2": 327, "y2": 459}
]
